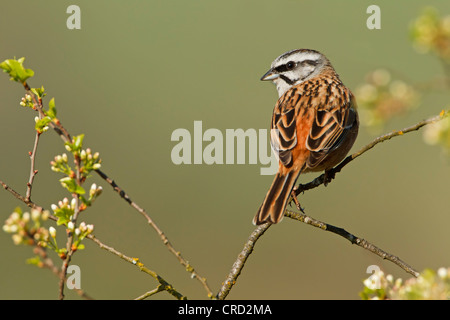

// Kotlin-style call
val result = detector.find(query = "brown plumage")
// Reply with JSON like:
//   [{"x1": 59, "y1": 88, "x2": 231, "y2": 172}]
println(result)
[{"x1": 253, "y1": 49, "x2": 359, "y2": 225}]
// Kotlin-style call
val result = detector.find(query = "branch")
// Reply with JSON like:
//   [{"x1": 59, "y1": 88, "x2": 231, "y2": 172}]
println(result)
[
  {"x1": 31, "y1": 240, "x2": 93, "y2": 300},
  {"x1": 59, "y1": 154, "x2": 83, "y2": 300},
  {"x1": 135, "y1": 285, "x2": 164, "y2": 300},
  {"x1": 88, "y1": 234, "x2": 187, "y2": 300},
  {"x1": 25, "y1": 131, "x2": 41, "y2": 202},
  {"x1": 216, "y1": 223, "x2": 271, "y2": 300},
  {"x1": 284, "y1": 210, "x2": 420, "y2": 277},
  {"x1": 95, "y1": 169, "x2": 214, "y2": 298}
]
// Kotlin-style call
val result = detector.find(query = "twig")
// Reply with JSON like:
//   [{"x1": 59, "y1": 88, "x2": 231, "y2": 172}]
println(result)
[
  {"x1": 88, "y1": 234, "x2": 186, "y2": 300},
  {"x1": 95, "y1": 169, "x2": 214, "y2": 298},
  {"x1": 25, "y1": 131, "x2": 41, "y2": 202},
  {"x1": 216, "y1": 223, "x2": 271, "y2": 300},
  {"x1": 135, "y1": 286, "x2": 164, "y2": 300},
  {"x1": 284, "y1": 210, "x2": 420, "y2": 277},
  {"x1": 1, "y1": 179, "x2": 36, "y2": 209},
  {"x1": 31, "y1": 241, "x2": 93, "y2": 300},
  {"x1": 23, "y1": 82, "x2": 72, "y2": 144},
  {"x1": 59, "y1": 155, "x2": 83, "y2": 300}
]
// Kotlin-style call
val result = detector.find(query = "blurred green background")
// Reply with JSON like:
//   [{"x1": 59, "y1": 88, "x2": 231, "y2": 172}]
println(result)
[{"x1": 0, "y1": 0, "x2": 449, "y2": 300}]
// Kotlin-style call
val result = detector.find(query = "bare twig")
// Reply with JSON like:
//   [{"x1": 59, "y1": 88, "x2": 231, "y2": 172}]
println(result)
[
  {"x1": 1, "y1": 179, "x2": 35, "y2": 209},
  {"x1": 95, "y1": 169, "x2": 214, "y2": 298},
  {"x1": 135, "y1": 285, "x2": 165, "y2": 300},
  {"x1": 88, "y1": 234, "x2": 186, "y2": 300},
  {"x1": 25, "y1": 131, "x2": 41, "y2": 202},
  {"x1": 216, "y1": 223, "x2": 271, "y2": 300},
  {"x1": 284, "y1": 210, "x2": 419, "y2": 277}
]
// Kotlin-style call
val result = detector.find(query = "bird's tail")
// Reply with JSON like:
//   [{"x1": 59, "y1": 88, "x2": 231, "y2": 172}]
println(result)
[{"x1": 253, "y1": 168, "x2": 301, "y2": 225}]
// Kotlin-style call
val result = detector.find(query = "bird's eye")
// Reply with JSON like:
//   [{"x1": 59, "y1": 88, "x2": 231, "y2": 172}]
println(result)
[{"x1": 286, "y1": 61, "x2": 295, "y2": 70}]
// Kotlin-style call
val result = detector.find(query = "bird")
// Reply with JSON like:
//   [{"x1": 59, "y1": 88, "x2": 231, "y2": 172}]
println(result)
[{"x1": 253, "y1": 49, "x2": 359, "y2": 225}]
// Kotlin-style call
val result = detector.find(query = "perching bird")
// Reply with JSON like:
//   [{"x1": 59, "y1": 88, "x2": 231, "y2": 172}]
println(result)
[{"x1": 253, "y1": 49, "x2": 359, "y2": 225}]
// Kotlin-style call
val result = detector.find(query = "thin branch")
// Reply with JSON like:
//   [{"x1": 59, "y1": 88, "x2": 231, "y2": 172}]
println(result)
[
  {"x1": 135, "y1": 285, "x2": 164, "y2": 300},
  {"x1": 59, "y1": 156, "x2": 83, "y2": 300},
  {"x1": 88, "y1": 234, "x2": 186, "y2": 300},
  {"x1": 216, "y1": 223, "x2": 271, "y2": 300},
  {"x1": 31, "y1": 240, "x2": 93, "y2": 300},
  {"x1": 95, "y1": 169, "x2": 214, "y2": 298},
  {"x1": 25, "y1": 131, "x2": 41, "y2": 202},
  {"x1": 1, "y1": 179, "x2": 40, "y2": 210},
  {"x1": 23, "y1": 82, "x2": 72, "y2": 144},
  {"x1": 284, "y1": 210, "x2": 420, "y2": 277},
  {"x1": 295, "y1": 110, "x2": 450, "y2": 196}
]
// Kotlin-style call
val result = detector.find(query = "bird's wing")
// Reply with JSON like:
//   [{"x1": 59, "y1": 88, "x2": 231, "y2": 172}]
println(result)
[
  {"x1": 270, "y1": 92, "x2": 299, "y2": 167},
  {"x1": 306, "y1": 94, "x2": 358, "y2": 169},
  {"x1": 271, "y1": 87, "x2": 357, "y2": 169}
]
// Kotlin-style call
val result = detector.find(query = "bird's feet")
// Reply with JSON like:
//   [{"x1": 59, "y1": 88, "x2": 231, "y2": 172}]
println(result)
[
  {"x1": 290, "y1": 190, "x2": 305, "y2": 213},
  {"x1": 323, "y1": 169, "x2": 336, "y2": 187}
]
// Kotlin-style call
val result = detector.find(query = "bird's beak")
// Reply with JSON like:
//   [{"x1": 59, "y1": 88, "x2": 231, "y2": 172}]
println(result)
[{"x1": 260, "y1": 69, "x2": 279, "y2": 81}]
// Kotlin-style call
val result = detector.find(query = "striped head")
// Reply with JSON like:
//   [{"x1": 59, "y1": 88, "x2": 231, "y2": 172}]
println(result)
[{"x1": 261, "y1": 49, "x2": 334, "y2": 97}]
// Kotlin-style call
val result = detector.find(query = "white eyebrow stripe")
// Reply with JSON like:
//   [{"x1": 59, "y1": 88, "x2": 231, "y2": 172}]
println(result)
[{"x1": 272, "y1": 52, "x2": 321, "y2": 68}]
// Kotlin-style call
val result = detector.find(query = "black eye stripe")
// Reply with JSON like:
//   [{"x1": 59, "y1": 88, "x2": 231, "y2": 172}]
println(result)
[
  {"x1": 274, "y1": 59, "x2": 318, "y2": 73},
  {"x1": 274, "y1": 61, "x2": 296, "y2": 73}
]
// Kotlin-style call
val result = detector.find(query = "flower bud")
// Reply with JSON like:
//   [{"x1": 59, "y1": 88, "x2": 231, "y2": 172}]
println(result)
[
  {"x1": 12, "y1": 234, "x2": 23, "y2": 245},
  {"x1": 79, "y1": 221, "x2": 87, "y2": 232},
  {"x1": 11, "y1": 212, "x2": 20, "y2": 223},
  {"x1": 86, "y1": 224, "x2": 94, "y2": 234},
  {"x1": 49, "y1": 226, "x2": 57, "y2": 238},
  {"x1": 31, "y1": 209, "x2": 41, "y2": 221},
  {"x1": 22, "y1": 212, "x2": 30, "y2": 223},
  {"x1": 71, "y1": 198, "x2": 77, "y2": 209},
  {"x1": 41, "y1": 210, "x2": 49, "y2": 221},
  {"x1": 67, "y1": 221, "x2": 75, "y2": 231}
]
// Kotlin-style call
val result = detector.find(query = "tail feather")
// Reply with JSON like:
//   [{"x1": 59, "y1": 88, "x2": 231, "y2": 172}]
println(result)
[{"x1": 253, "y1": 169, "x2": 301, "y2": 225}]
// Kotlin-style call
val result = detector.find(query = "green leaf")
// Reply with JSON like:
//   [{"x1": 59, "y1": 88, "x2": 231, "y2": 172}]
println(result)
[
  {"x1": 35, "y1": 116, "x2": 52, "y2": 133},
  {"x1": 47, "y1": 98, "x2": 57, "y2": 119},
  {"x1": 60, "y1": 177, "x2": 85, "y2": 195},
  {"x1": 54, "y1": 207, "x2": 74, "y2": 226},
  {"x1": 26, "y1": 256, "x2": 42, "y2": 266},
  {"x1": 76, "y1": 244, "x2": 85, "y2": 250},
  {"x1": 0, "y1": 57, "x2": 34, "y2": 83},
  {"x1": 31, "y1": 86, "x2": 46, "y2": 99},
  {"x1": 73, "y1": 134, "x2": 84, "y2": 151}
]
